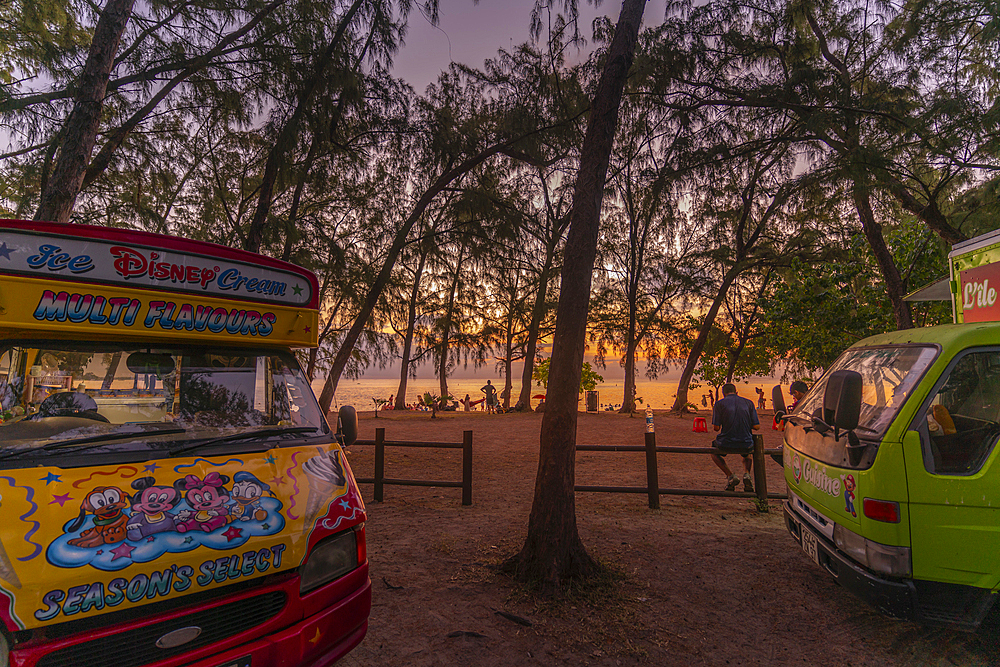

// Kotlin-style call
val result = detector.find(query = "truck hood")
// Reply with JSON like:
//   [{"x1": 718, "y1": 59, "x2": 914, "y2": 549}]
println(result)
[{"x1": 0, "y1": 442, "x2": 364, "y2": 631}]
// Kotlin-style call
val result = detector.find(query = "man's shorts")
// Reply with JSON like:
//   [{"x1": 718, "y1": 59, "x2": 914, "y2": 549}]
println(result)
[{"x1": 712, "y1": 438, "x2": 752, "y2": 458}]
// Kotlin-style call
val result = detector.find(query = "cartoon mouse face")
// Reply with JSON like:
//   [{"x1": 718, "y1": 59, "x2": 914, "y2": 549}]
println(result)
[
  {"x1": 174, "y1": 473, "x2": 230, "y2": 511},
  {"x1": 85, "y1": 487, "x2": 128, "y2": 519},
  {"x1": 131, "y1": 485, "x2": 179, "y2": 514}
]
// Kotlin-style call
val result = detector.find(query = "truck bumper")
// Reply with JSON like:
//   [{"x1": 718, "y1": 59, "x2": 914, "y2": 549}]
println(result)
[
  {"x1": 184, "y1": 574, "x2": 372, "y2": 667},
  {"x1": 783, "y1": 500, "x2": 916, "y2": 619},
  {"x1": 11, "y1": 570, "x2": 371, "y2": 667},
  {"x1": 785, "y1": 501, "x2": 999, "y2": 629}
]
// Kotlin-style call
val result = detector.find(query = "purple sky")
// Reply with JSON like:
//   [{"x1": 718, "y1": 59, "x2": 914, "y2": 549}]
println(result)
[{"x1": 392, "y1": 0, "x2": 669, "y2": 92}]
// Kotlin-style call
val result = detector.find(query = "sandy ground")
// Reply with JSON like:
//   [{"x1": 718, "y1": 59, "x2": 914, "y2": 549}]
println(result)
[{"x1": 335, "y1": 409, "x2": 1000, "y2": 666}]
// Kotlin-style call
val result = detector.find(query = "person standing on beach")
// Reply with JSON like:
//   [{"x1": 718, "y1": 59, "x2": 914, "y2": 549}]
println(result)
[
  {"x1": 756, "y1": 387, "x2": 765, "y2": 410},
  {"x1": 463, "y1": 394, "x2": 471, "y2": 411},
  {"x1": 710, "y1": 383, "x2": 760, "y2": 492},
  {"x1": 481, "y1": 380, "x2": 498, "y2": 414}
]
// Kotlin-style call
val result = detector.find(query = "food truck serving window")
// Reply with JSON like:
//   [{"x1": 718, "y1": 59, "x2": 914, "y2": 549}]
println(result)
[{"x1": 0, "y1": 341, "x2": 328, "y2": 459}]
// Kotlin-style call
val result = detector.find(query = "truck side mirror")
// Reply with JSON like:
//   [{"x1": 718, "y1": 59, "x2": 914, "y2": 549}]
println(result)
[
  {"x1": 771, "y1": 385, "x2": 787, "y2": 413},
  {"x1": 337, "y1": 405, "x2": 358, "y2": 447},
  {"x1": 824, "y1": 370, "x2": 862, "y2": 435}
]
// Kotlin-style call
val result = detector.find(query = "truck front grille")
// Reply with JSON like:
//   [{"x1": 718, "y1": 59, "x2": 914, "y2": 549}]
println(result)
[{"x1": 36, "y1": 590, "x2": 286, "y2": 667}]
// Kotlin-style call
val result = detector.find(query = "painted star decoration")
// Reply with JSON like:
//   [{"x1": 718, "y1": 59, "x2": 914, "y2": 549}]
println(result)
[
  {"x1": 222, "y1": 526, "x2": 243, "y2": 542},
  {"x1": 40, "y1": 472, "x2": 62, "y2": 485},
  {"x1": 49, "y1": 493, "x2": 72, "y2": 507},
  {"x1": 0, "y1": 242, "x2": 12, "y2": 260},
  {"x1": 144, "y1": 463, "x2": 161, "y2": 473},
  {"x1": 109, "y1": 543, "x2": 136, "y2": 561}
]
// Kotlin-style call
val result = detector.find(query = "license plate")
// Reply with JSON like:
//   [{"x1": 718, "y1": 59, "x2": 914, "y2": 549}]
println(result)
[
  {"x1": 215, "y1": 657, "x2": 250, "y2": 667},
  {"x1": 800, "y1": 526, "x2": 820, "y2": 565}
]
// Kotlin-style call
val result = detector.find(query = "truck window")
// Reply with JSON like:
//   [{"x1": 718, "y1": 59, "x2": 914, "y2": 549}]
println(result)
[
  {"x1": 920, "y1": 349, "x2": 1000, "y2": 475},
  {"x1": 0, "y1": 342, "x2": 329, "y2": 458},
  {"x1": 796, "y1": 345, "x2": 938, "y2": 438}
]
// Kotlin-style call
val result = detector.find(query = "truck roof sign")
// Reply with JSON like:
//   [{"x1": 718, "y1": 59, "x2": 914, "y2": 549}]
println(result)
[
  {"x1": 0, "y1": 220, "x2": 317, "y2": 309},
  {"x1": 950, "y1": 228, "x2": 1000, "y2": 324}
]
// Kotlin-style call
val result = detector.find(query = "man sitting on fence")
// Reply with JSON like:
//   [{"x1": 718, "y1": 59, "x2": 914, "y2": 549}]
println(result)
[{"x1": 711, "y1": 383, "x2": 760, "y2": 492}]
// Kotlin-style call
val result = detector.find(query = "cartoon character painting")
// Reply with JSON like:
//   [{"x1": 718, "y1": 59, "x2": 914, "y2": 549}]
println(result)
[
  {"x1": 67, "y1": 487, "x2": 130, "y2": 547},
  {"x1": 231, "y1": 471, "x2": 272, "y2": 521},
  {"x1": 172, "y1": 472, "x2": 235, "y2": 533},
  {"x1": 843, "y1": 474, "x2": 857, "y2": 517},
  {"x1": 126, "y1": 477, "x2": 180, "y2": 540}
]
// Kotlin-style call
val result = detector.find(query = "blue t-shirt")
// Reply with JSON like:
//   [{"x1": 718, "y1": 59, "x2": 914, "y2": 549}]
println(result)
[{"x1": 712, "y1": 393, "x2": 759, "y2": 449}]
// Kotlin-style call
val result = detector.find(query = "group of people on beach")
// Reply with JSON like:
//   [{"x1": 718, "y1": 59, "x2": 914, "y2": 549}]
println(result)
[{"x1": 380, "y1": 380, "x2": 524, "y2": 414}]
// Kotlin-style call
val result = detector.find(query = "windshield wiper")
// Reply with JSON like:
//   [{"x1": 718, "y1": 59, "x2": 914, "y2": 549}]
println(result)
[
  {"x1": 0, "y1": 427, "x2": 187, "y2": 462},
  {"x1": 169, "y1": 426, "x2": 323, "y2": 456},
  {"x1": 783, "y1": 413, "x2": 812, "y2": 425}
]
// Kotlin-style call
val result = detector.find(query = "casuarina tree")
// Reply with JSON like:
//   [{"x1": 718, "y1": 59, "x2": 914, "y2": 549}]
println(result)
[{"x1": 502, "y1": 0, "x2": 647, "y2": 589}]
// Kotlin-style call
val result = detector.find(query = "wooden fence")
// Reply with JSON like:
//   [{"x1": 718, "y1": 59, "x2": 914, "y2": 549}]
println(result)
[
  {"x1": 576, "y1": 433, "x2": 787, "y2": 510},
  {"x1": 353, "y1": 427, "x2": 473, "y2": 506}
]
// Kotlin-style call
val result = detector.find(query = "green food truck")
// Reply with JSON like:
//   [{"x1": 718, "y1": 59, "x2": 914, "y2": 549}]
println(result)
[{"x1": 781, "y1": 228, "x2": 1000, "y2": 629}]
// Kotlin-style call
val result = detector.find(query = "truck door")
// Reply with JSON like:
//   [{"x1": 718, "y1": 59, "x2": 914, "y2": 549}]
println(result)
[{"x1": 904, "y1": 348, "x2": 1000, "y2": 604}]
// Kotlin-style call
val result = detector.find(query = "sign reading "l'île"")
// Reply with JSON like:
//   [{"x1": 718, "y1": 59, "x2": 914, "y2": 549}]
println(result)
[{"x1": 959, "y1": 263, "x2": 1000, "y2": 322}]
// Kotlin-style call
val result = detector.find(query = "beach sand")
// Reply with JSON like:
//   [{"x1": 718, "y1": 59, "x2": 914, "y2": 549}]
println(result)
[{"x1": 338, "y1": 409, "x2": 997, "y2": 666}]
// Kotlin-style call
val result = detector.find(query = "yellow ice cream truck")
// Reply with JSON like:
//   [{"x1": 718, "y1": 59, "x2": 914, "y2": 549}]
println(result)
[{"x1": 0, "y1": 219, "x2": 369, "y2": 666}]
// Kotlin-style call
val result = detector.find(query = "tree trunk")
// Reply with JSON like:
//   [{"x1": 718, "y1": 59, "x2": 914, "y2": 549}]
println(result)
[
  {"x1": 502, "y1": 317, "x2": 515, "y2": 411},
  {"x1": 517, "y1": 239, "x2": 558, "y2": 410},
  {"x1": 852, "y1": 183, "x2": 913, "y2": 330},
  {"x1": 244, "y1": 0, "x2": 366, "y2": 253},
  {"x1": 306, "y1": 347, "x2": 318, "y2": 381},
  {"x1": 82, "y1": 0, "x2": 288, "y2": 191},
  {"x1": 502, "y1": 0, "x2": 645, "y2": 589},
  {"x1": 395, "y1": 249, "x2": 429, "y2": 410},
  {"x1": 35, "y1": 0, "x2": 136, "y2": 223},
  {"x1": 884, "y1": 176, "x2": 967, "y2": 246},
  {"x1": 619, "y1": 299, "x2": 638, "y2": 413},
  {"x1": 670, "y1": 266, "x2": 742, "y2": 413},
  {"x1": 437, "y1": 242, "x2": 466, "y2": 401},
  {"x1": 101, "y1": 352, "x2": 122, "y2": 390}
]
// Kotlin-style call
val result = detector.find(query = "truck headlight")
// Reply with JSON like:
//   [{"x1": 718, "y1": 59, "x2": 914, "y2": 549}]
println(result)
[
  {"x1": 834, "y1": 523, "x2": 911, "y2": 577},
  {"x1": 299, "y1": 528, "x2": 359, "y2": 595}
]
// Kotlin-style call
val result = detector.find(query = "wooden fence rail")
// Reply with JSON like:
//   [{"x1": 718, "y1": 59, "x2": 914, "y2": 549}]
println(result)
[
  {"x1": 353, "y1": 427, "x2": 473, "y2": 506},
  {"x1": 576, "y1": 432, "x2": 787, "y2": 510}
]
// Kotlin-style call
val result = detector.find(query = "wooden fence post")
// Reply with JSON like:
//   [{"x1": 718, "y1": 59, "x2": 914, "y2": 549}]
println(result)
[
  {"x1": 752, "y1": 433, "x2": 768, "y2": 510},
  {"x1": 374, "y1": 427, "x2": 385, "y2": 503},
  {"x1": 645, "y1": 431, "x2": 660, "y2": 509},
  {"x1": 462, "y1": 430, "x2": 473, "y2": 506}
]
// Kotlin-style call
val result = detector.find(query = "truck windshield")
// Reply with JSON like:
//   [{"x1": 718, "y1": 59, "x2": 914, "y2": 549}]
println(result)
[
  {"x1": 0, "y1": 342, "x2": 329, "y2": 458},
  {"x1": 796, "y1": 345, "x2": 939, "y2": 439}
]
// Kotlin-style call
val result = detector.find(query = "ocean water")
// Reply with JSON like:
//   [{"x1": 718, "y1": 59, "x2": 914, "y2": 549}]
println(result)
[{"x1": 315, "y1": 377, "x2": 786, "y2": 413}]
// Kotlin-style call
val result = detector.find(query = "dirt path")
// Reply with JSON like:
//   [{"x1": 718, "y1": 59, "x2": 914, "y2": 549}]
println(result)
[{"x1": 337, "y1": 410, "x2": 1000, "y2": 666}]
